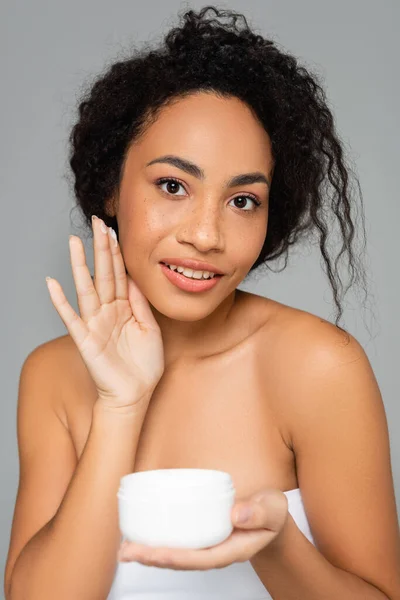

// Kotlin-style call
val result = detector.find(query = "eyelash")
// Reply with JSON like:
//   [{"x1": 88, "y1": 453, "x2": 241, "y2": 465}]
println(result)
[{"x1": 155, "y1": 177, "x2": 262, "y2": 212}]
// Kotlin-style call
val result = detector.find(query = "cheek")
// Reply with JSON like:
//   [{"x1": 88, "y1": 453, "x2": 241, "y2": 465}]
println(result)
[
  {"x1": 137, "y1": 200, "x2": 172, "y2": 236},
  {"x1": 230, "y1": 223, "x2": 267, "y2": 265},
  {"x1": 121, "y1": 201, "x2": 165, "y2": 246}
]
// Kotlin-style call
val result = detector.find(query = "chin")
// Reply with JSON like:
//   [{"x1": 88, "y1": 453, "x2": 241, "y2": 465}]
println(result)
[{"x1": 148, "y1": 296, "x2": 226, "y2": 322}]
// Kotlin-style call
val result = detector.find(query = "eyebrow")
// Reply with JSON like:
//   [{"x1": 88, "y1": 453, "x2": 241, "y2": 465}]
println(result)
[{"x1": 146, "y1": 155, "x2": 271, "y2": 189}]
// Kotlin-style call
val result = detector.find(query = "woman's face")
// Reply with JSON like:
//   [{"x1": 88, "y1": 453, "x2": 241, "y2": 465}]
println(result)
[{"x1": 112, "y1": 92, "x2": 274, "y2": 322}]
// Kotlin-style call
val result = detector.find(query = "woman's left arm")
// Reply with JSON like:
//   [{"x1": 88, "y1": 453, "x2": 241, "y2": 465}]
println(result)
[
  {"x1": 251, "y1": 328, "x2": 400, "y2": 600},
  {"x1": 252, "y1": 510, "x2": 396, "y2": 599}
]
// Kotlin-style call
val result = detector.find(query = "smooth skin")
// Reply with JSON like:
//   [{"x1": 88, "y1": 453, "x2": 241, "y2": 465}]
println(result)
[{"x1": 4, "y1": 92, "x2": 400, "y2": 599}]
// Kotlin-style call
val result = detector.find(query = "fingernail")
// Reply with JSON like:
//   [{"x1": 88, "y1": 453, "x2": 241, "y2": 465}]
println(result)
[
  {"x1": 45, "y1": 276, "x2": 54, "y2": 290},
  {"x1": 235, "y1": 505, "x2": 253, "y2": 524},
  {"x1": 109, "y1": 227, "x2": 118, "y2": 246}
]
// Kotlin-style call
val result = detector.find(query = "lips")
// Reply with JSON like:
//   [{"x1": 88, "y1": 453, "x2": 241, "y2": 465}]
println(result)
[
  {"x1": 159, "y1": 258, "x2": 224, "y2": 275},
  {"x1": 160, "y1": 262, "x2": 223, "y2": 292},
  {"x1": 163, "y1": 263, "x2": 222, "y2": 278}
]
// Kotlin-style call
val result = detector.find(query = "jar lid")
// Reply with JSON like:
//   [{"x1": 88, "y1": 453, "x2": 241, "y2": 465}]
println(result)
[
  {"x1": 117, "y1": 487, "x2": 236, "y2": 503},
  {"x1": 119, "y1": 468, "x2": 234, "y2": 493}
]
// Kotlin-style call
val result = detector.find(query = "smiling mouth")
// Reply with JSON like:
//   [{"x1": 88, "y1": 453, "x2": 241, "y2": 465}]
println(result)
[{"x1": 160, "y1": 262, "x2": 222, "y2": 279}]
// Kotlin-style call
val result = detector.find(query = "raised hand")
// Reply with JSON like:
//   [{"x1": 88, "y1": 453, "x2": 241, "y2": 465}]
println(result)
[{"x1": 46, "y1": 215, "x2": 165, "y2": 411}]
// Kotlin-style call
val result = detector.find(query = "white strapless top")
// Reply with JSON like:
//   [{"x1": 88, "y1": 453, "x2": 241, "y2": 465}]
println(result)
[{"x1": 106, "y1": 487, "x2": 315, "y2": 599}]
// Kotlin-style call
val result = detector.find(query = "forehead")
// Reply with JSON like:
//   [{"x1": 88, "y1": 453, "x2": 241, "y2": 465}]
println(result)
[{"x1": 130, "y1": 92, "x2": 273, "y2": 168}]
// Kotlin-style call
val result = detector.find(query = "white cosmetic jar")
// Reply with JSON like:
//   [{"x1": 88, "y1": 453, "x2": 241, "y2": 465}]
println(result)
[{"x1": 117, "y1": 468, "x2": 236, "y2": 549}]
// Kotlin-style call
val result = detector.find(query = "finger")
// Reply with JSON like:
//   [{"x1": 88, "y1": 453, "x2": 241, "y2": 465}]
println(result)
[
  {"x1": 126, "y1": 275, "x2": 161, "y2": 331},
  {"x1": 92, "y1": 215, "x2": 115, "y2": 305},
  {"x1": 106, "y1": 226, "x2": 128, "y2": 301},
  {"x1": 233, "y1": 488, "x2": 288, "y2": 534},
  {"x1": 69, "y1": 236, "x2": 101, "y2": 322},
  {"x1": 46, "y1": 277, "x2": 90, "y2": 349},
  {"x1": 118, "y1": 528, "x2": 272, "y2": 570}
]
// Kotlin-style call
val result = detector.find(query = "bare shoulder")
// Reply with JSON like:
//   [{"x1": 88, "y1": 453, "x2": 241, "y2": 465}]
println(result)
[
  {"x1": 25, "y1": 334, "x2": 97, "y2": 429},
  {"x1": 274, "y1": 301, "x2": 365, "y2": 367},
  {"x1": 253, "y1": 294, "x2": 365, "y2": 364},
  {"x1": 248, "y1": 294, "x2": 368, "y2": 437}
]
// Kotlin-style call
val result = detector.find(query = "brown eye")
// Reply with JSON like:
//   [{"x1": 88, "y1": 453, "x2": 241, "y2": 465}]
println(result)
[
  {"x1": 229, "y1": 195, "x2": 261, "y2": 212},
  {"x1": 156, "y1": 177, "x2": 186, "y2": 196}
]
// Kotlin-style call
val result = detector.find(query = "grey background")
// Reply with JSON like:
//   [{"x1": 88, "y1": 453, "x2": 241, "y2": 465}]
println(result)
[{"x1": 1, "y1": 0, "x2": 399, "y2": 596}]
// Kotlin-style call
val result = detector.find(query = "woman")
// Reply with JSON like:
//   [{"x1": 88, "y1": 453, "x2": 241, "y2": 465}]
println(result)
[{"x1": 4, "y1": 5, "x2": 400, "y2": 600}]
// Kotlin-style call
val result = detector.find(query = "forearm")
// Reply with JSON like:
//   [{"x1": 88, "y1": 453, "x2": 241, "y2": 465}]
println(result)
[
  {"x1": 9, "y1": 398, "x2": 150, "y2": 600},
  {"x1": 251, "y1": 514, "x2": 392, "y2": 600}
]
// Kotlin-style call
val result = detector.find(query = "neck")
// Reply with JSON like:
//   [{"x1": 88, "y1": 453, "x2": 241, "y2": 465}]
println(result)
[{"x1": 150, "y1": 289, "x2": 239, "y2": 368}]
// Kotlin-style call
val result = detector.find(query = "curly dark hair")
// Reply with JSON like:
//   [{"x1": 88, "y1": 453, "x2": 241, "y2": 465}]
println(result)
[{"x1": 68, "y1": 4, "x2": 376, "y2": 337}]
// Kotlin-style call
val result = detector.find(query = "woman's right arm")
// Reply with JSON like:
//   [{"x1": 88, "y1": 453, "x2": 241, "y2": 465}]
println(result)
[
  {"x1": 5, "y1": 215, "x2": 165, "y2": 599},
  {"x1": 4, "y1": 342, "x2": 152, "y2": 600}
]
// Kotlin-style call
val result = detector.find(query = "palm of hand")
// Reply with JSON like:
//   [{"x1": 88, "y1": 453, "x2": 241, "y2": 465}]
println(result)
[
  {"x1": 80, "y1": 298, "x2": 161, "y2": 403},
  {"x1": 46, "y1": 218, "x2": 165, "y2": 408}
]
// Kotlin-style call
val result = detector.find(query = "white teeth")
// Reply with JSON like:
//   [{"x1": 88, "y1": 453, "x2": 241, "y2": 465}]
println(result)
[{"x1": 165, "y1": 263, "x2": 216, "y2": 279}]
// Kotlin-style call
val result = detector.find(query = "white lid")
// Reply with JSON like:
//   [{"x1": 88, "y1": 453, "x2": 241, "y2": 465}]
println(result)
[{"x1": 119, "y1": 468, "x2": 234, "y2": 494}]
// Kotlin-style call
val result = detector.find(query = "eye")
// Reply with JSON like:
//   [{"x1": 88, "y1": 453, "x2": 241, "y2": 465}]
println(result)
[
  {"x1": 228, "y1": 195, "x2": 261, "y2": 212},
  {"x1": 156, "y1": 177, "x2": 187, "y2": 196}
]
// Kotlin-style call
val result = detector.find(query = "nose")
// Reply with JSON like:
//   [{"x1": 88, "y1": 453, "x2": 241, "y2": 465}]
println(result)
[{"x1": 175, "y1": 197, "x2": 225, "y2": 253}]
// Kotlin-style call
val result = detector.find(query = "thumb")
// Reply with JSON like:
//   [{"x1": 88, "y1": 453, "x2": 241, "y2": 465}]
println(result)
[{"x1": 232, "y1": 487, "x2": 288, "y2": 532}]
